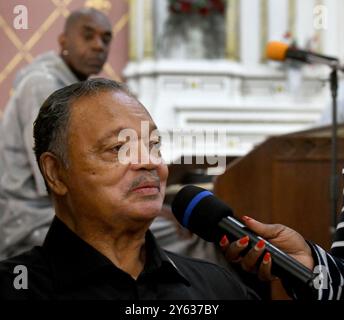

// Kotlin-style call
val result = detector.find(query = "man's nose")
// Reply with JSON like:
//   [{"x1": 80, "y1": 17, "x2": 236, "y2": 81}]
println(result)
[
  {"x1": 131, "y1": 160, "x2": 158, "y2": 171},
  {"x1": 91, "y1": 36, "x2": 105, "y2": 51},
  {"x1": 130, "y1": 141, "x2": 162, "y2": 171}
]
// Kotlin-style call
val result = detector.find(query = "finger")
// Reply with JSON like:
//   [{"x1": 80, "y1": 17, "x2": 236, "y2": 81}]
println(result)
[
  {"x1": 257, "y1": 252, "x2": 274, "y2": 281},
  {"x1": 241, "y1": 216, "x2": 284, "y2": 240},
  {"x1": 240, "y1": 239, "x2": 265, "y2": 273},
  {"x1": 219, "y1": 235, "x2": 229, "y2": 249},
  {"x1": 223, "y1": 236, "x2": 250, "y2": 262}
]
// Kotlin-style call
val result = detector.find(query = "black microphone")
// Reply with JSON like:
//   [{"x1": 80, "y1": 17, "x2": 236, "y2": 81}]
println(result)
[
  {"x1": 266, "y1": 41, "x2": 339, "y2": 67},
  {"x1": 171, "y1": 185, "x2": 316, "y2": 287}
]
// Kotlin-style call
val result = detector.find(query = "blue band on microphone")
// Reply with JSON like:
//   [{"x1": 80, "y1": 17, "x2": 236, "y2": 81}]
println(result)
[{"x1": 182, "y1": 190, "x2": 213, "y2": 227}]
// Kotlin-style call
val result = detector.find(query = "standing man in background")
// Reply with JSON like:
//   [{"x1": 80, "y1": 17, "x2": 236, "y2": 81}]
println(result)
[{"x1": 0, "y1": 8, "x2": 112, "y2": 259}]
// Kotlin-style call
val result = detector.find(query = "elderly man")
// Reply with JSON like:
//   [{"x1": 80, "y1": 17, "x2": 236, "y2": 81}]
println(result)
[
  {"x1": 0, "y1": 78, "x2": 258, "y2": 299},
  {"x1": 0, "y1": 8, "x2": 112, "y2": 258}
]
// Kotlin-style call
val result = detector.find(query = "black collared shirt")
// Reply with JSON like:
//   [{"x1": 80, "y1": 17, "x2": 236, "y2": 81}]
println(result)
[{"x1": 0, "y1": 217, "x2": 258, "y2": 300}]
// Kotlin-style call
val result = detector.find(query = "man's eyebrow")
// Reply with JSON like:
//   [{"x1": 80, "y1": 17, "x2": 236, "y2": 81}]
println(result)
[
  {"x1": 82, "y1": 25, "x2": 96, "y2": 32},
  {"x1": 82, "y1": 24, "x2": 112, "y2": 36},
  {"x1": 97, "y1": 128, "x2": 126, "y2": 145},
  {"x1": 97, "y1": 124, "x2": 159, "y2": 144}
]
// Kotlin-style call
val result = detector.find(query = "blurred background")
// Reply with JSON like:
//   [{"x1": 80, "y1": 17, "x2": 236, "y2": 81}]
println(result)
[{"x1": 2, "y1": 0, "x2": 343, "y2": 159}]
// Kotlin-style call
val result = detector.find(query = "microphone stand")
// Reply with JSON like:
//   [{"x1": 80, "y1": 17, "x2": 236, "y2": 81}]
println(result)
[
  {"x1": 304, "y1": 56, "x2": 340, "y2": 236},
  {"x1": 329, "y1": 66, "x2": 339, "y2": 236},
  {"x1": 273, "y1": 48, "x2": 342, "y2": 236}
]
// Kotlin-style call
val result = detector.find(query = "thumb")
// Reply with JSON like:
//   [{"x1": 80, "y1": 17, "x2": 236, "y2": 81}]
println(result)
[{"x1": 241, "y1": 216, "x2": 282, "y2": 239}]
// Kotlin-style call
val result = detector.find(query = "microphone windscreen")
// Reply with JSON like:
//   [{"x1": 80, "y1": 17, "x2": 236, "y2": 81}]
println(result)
[
  {"x1": 171, "y1": 185, "x2": 233, "y2": 242},
  {"x1": 266, "y1": 41, "x2": 289, "y2": 61}
]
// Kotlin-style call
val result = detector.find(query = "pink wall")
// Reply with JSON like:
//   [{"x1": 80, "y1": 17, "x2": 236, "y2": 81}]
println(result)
[{"x1": 0, "y1": 0, "x2": 129, "y2": 111}]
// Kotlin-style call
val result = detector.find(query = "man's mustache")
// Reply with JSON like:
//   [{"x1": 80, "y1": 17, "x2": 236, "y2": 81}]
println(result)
[{"x1": 129, "y1": 171, "x2": 161, "y2": 191}]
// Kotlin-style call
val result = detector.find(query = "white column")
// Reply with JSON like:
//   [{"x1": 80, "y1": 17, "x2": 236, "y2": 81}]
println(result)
[
  {"x1": 129, "y1": 0, "x2": 145, "y2": 61},
  {"x1": 129, "y1": 0, "x2": 138, "y2": 61},
  {"x1": 154, "y1": 0, "x2": 168, "y2": 46},
  {"x1": 295, "y1": 0, "x2": 315, "y2": 47},
  {"x1": 240, "y1": 0, "x2": 260, "y2": 66},
  {"x1": 337, "y1": 0, "x2": 344, "y2": 60},
  {"x1": 143, "y1": 0, "x2": 154, "y2": 58},
  {"x1": 268, "y1": 0, "x2": 288, "y2": 42},
  {"x1": 137, "y1": 0, "x2": 145, "y2": 60},
  {"x1": 127, "y1": 0, "x2": 156, "y2": 112},
  {"x1": 226, "y1": 0, "x2": 240, "y2": 61},
  {"x1": 321, "y1": 0, "x2": 339, "y2": 57},
  {"x1": 129, "y1": 0, "x2": 152, "y2": 61}
]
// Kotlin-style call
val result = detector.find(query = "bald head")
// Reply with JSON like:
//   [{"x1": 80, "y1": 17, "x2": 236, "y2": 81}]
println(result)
[
  {"x1": 64, "y1": 8, "x2": 111, "y2": 33},
  {"x1": 59, "y1": 8, "x2": 112, "y2": 79}
]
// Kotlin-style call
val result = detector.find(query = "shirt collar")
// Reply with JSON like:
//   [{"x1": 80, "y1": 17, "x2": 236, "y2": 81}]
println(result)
[
  {"x1": 52, "y1": 51, "x2": 79, "y2": 85},
  {"x1": 42, "y1": 217, "x2": 190, "y2": 290},
  {"x1": 143, "y1": 230, "x2": 190, "y2": 286}
]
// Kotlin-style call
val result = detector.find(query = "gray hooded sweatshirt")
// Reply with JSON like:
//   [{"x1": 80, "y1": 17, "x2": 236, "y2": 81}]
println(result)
[{"x1": 0, "y1": 51, "x2": 78, "y2": 256}]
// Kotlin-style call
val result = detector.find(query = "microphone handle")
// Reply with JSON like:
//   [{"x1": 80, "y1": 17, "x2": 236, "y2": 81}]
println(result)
[
  {"x1": 218, "y1": 217, "x2": 316, "y2": 287},
  {"x1": 286, "y1": 49, "x2": 339, "y2": 66}
]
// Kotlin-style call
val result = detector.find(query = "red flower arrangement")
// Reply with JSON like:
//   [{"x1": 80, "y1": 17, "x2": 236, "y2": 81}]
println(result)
[{"x1": 168, "y1": 0, "x2": 225, "y2": 16}]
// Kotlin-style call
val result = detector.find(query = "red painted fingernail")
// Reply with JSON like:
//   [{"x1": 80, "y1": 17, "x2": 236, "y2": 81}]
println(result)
[
  {"x1": 263, "y1": 252, "x2": 271, "y2": 264},
  {"x1": 220, "y1": 235, "x2": 228, "y2": 246},
  {"x1": 255, "y1": 239, "x2": 265, "y2": 250},
  {"x1": 242, "y1": 216, "x2": 253, "y2": 222},
  {"x1": 238, "y1": 235, "x2": 249, "y2": 246}
]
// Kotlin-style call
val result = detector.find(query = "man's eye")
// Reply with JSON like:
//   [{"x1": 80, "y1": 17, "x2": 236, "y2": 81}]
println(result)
[
  {"x1": 150, "y1": 141, "x2": 161, "y2": 149},
  {"x1": 102, "y1": 35, "x2": 112, "y2": 45},
  {"x1": 84, "y1": 32, "x2": 94, "y2": 40},
  {"x1": 111, "y1": 145, "x2": 122, "y2": 153}
]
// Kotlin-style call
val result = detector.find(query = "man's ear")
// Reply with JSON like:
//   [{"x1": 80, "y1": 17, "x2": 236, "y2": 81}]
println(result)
[
  {"x1": 58, "y1": 33, "x2": 66, "y2": 52},
  {"x1": 39, "y1": 152, "x2": 68, "y2": 196}
]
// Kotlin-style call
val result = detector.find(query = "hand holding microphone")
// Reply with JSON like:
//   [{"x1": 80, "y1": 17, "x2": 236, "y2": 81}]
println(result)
[
  {"x1": 219, "y1": 216, "x2": 315, "y2": 282},
  {"x1": 171, "y1": 185, "x2": 316, "y2": 287}
]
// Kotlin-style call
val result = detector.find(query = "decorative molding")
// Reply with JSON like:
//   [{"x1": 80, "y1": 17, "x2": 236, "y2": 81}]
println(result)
[
  {"x1": 0, "y1": 0, "x2": 129, "y2": 115},
  {"x1": 143, "y1": 0, "x2": 154, "y2": 58},
  {"x1": 84, "y1": 0, "x2": 112, "y2": 13},
  {"x1": 260, "y1": 0, "x2": 268, "y2": 63},
  {"x1": 1, "y1": 0, "x2": 128, "y2": 91},
  {"x1": 0, "y1": 16, "x2": 33, "y2": 62},
  {"x1": 112, "y1": 12, "x2": 129, "y2": 37},
  {"x1": 225, "y1": 0, "x2": 240, "y2": 61},
  {"x1": 0, "y1": 0, "x2": 72, "y2": 85},
  {"x1": 0, "y1": 53, "x2": 23, "y2": 84},
  {"x1": 129, "y1": 0, "x2": 137, "y2": 60},
  {"x1": 288, "y1": 0, "x2": 296, "y2": 37},
  {"x1": 103, "y1": 63, "x2": 120, "y2": 81}
]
